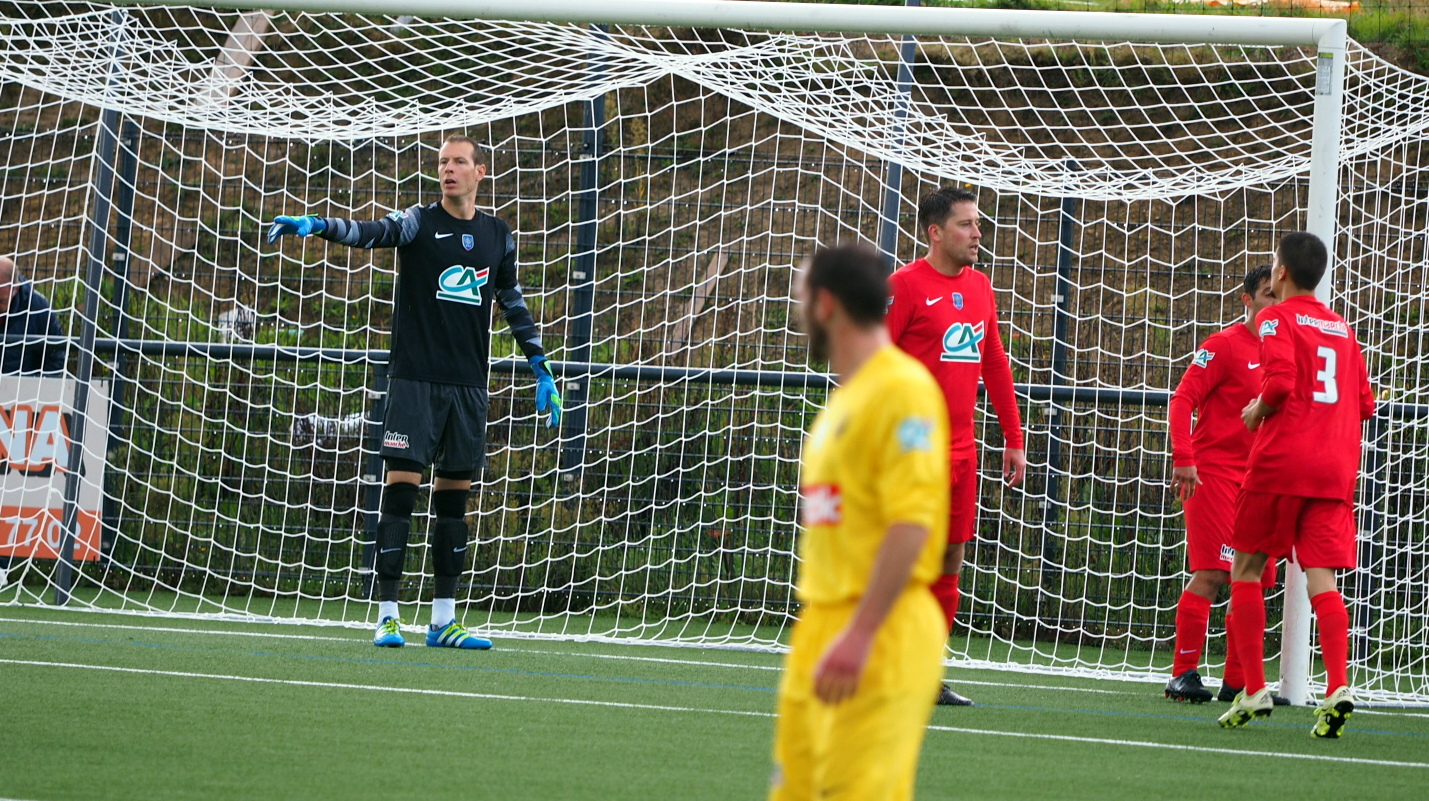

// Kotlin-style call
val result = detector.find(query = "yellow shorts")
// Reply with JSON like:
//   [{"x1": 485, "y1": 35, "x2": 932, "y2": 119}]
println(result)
[{"x1": 769, "y1": 588, "x2": 945, "y2": 801}]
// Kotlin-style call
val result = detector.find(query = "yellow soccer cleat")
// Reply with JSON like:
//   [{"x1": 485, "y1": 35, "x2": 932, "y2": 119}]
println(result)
[
  {"x1": 1217, "y1": 688, "x2": 1274, "y2": 728},
  {"x1": 1312, "y1": 686, "x2": 1355, "y2": 739}
]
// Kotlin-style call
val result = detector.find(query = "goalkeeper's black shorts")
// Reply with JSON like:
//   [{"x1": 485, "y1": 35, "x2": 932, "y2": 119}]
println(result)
[{"x1": 379, "y1": 378, "x2": 488, "y2": 476}]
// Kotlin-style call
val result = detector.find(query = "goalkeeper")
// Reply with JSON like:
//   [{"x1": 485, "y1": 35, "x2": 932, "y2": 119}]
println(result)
[{"x1": 267, "y1": 135, "x2": 561, "y2": 650}]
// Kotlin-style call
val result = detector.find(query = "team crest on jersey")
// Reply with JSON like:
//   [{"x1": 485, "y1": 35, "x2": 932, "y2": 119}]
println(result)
[
  {"x1": 801, "y1": 483, "x2": 843, "y2": 527},
  {"x1": 437, "y1": 265, "x2": 490, "y2": 306},
  {"x1": 1258, "y1": 319, "x2": 1279, "y2": 337},
  {"x1": 462, "y1": 234, "x2": 474, "y2": 251},
  {"x1": 1191, "y1": 349, "x2": 1214, "y2": 368},
  {"x1": 952, "y1": 292, "x2": 964, "y2": 310},
  {"x1": 896, "y1": 416, "x2": 934, "y2": 453},
  {"x1": 940, "y1": 321, "x2": 985, "y2": 363}
]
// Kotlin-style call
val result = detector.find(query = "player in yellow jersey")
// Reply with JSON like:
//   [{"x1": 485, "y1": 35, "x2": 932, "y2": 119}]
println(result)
[{"x1": 769, "y1": 245, "x2": 951, "y2": 801}]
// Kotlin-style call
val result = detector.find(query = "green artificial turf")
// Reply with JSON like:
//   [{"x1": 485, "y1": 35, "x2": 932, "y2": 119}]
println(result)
[{"x1": 2, "y1": 606, "x2": 1425, "y2": 801}]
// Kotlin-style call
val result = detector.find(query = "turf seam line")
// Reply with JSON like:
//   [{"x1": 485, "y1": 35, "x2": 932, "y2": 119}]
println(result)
[
  {"x1": 0, "y1": 617, "x2": 1141, "y2": 695},
  {"x1": 5, "y1": 617, "x2": 1427, "y2": 709},
  {"x1": 0, "y1": 613, "x2": 1137, "y2": 691},
  {"x1": 0, "y1": 658, "x2": 774, "y2": 717},
  {"x1": 7, "y1": 616, "x2": 1424, "y2": 706}
]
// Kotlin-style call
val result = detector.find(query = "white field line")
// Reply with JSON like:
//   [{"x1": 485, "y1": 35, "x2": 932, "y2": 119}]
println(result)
[
  {"x1": 927, "y1": 724, "x2": 1429, "y2": 768},
  {"x1": 5, "y1": 657, "x2": 1429, "y2": 770},
  {"x1": 0, "y1": 616, "x2": 1134, "y2": 694},
  {"x1": 0, "y1": 615, "x2": 781, "y2": 668},
  {"x1": 5, "y1": 616, "x2": 1428, "y2": 710},
  {"x1": 0, "y1": 658, "x2": 772, "y2": 717},
  {"x1": 0, "y1": 615, "x2": 369, "y2": 643}
]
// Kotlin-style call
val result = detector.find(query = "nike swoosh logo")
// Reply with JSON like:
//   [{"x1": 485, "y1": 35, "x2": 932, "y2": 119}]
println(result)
[
  {"x1": 1248, "y1": 362, "x2": 1260, "y2": 369},
  {"x1": 1179, "y1": 649, "x2": 1198, "y2": 654},
  {"x1": 379, "y1": 548, "x2": 403, "y2": 554},
  {"x1": 435, "y1": 232, "x2": 453, "y2": 239},
  {"x1": 925, "y1": 297, "x2": 943, "y2": 306}
]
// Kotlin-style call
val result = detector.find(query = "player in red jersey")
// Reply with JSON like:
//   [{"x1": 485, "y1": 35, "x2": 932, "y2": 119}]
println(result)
[
  {"x1": 887, "y1": 186, "x2": 1026, "y2": 706},
  {"x1": 1165, "y1": 265, "x2": 1286, "y2": 705},
  {"x1": 1217, "y1": 232, "x2": 1376, "y2": 738}
]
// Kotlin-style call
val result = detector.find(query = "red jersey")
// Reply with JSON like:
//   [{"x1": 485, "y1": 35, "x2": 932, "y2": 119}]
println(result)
[
  {"x1": 1169, "y1": 322, "x2": 1262, "y2": 482},
  {"x1": 887, "y1": 258, "x2": 1024, "y2": 460},
  {"x1": 1244, "y1": 295, "x2": 1375, "y2": 501}
]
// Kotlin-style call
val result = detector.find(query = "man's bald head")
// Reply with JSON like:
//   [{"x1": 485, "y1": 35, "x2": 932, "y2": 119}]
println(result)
[{"x1": 0, "y1": 256, "x2": 19, "y2": 313}]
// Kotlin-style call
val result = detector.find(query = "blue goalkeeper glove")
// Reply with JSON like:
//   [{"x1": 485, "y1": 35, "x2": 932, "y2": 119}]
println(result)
[
  {"x1": 266, "y1": 215, "x2": 327, "y2": 243},
  {"x1": 528, "y1": 355, "x2": 562, "y2": 429}
]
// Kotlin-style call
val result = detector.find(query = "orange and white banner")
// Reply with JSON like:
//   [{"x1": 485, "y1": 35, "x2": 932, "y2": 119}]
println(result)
[{"x1": 0, "y1": 377, "x2": 109, "y2": 561}]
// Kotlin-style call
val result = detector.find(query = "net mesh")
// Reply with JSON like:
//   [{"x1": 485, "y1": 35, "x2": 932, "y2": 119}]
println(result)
[{"x1": 0, "y1": 5, "x2": 1425, "y2": 703}]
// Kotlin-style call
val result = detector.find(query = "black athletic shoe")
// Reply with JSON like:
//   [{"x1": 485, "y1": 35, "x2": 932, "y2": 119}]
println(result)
[
  {"x1": 935, "y1": 683, "x2": 974, "y2": 706},
  {"x1": 1217, "y1": 684, "x2": 1290, "y2": 705},
  {"x1": 1165, "y1": 670, "x2": 1214, "y2": 703}
]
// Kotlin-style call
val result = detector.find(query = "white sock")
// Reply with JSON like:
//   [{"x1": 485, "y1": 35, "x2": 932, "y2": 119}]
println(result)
[
  {"x1": 431, "y1": 597, "x2": 456, "y2": 628},
  {"x1": 378, "y1": 601, "x2": 399, "y2": 622}
]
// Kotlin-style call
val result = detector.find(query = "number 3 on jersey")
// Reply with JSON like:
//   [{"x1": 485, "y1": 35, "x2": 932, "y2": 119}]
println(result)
[{"x1": 1313, "y1": 345, "x2": 1338, "y2": 404}]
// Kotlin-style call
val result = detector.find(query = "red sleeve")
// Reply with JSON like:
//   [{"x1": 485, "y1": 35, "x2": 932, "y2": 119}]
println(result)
[
  {"x1": 1257, "y1": 311, "x2": 1295, "y2": 409},
  {"x1": 1169, "y1": 395, "x2": 1196, "y2": 467},
  {"x1": 1168, "y1": 340, "x2": 1217, "y2": 466},
  {"x1": 886, "y1": 272, "x2": 911, "y2": 344},
  {"x1": 1357, "y1": 344, "x2": 1376, "y2": 421},
  {"x1": 980, "y1": 300, "x2": 1024, "y2": 449}
]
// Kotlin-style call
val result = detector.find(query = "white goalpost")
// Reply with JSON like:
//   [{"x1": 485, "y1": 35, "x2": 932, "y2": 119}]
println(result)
[{"x1": 2, "y1": 1, "x2": 1426, "y2": 705}]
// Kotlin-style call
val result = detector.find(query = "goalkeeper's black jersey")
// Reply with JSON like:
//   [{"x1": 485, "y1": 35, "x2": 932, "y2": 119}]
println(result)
[{"x1": 319, "y1": 202, "x2": 545, "y2": 387}]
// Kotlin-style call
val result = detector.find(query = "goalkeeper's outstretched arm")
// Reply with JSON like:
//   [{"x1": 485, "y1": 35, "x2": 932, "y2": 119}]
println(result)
[{"x1": 267, "y1": 206, "x2": 422, "y2": 250}]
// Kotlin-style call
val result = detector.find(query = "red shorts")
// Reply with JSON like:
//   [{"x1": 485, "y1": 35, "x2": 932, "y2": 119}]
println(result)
[
  {"x1": 1231, "y1": 490, "x2": 1357, "y2": 569},
  {"x1": 948, "y1": 457, "x2": 978, "y2": 544},
  {"x1": 1183, "y1": 473, "x2": 1238, "y2": 573},
  {"x1": 1183, "y1": 475, "x2": 1276, "y2": 587}
]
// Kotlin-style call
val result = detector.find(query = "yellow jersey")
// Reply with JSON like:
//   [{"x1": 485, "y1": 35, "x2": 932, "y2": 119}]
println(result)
[{"x1": 797, "y1": 344, "x2": 950, "y2": 605}]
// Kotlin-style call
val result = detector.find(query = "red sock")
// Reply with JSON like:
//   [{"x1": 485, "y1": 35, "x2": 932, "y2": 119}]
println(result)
[
  {"x1": 1172, "y1": 590, "x2": 1212, "y2": 675},
  {"x1": 1229, "y1": 581, "x2": 1267, "y2": 694},
  {"x1": 931, "y1": 574, "x2": 960, "y2": 635},
  {"x1": 1223, "y1": 610, "x2": 1244, "y2": 689},
  {"x1": 1311, "y1": 590, "x2": 1350, "y2": 696}
]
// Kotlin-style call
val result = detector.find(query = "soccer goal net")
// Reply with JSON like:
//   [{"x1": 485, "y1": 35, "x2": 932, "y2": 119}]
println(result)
[{"x1": 0, "y1": 2, "x2": 1425, "y2": 703}]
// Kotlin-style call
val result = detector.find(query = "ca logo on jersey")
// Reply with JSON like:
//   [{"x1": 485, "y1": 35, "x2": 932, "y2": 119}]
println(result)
[
  {"x1": 436, "y1": 265, "x2": 490, "y2": 306},
  {"x1": 940, "y1": 321, "x2": 985, "y2": 363},
  {"x1": 1191, "y1": 349, "x2": 1214, "y2": 368}
]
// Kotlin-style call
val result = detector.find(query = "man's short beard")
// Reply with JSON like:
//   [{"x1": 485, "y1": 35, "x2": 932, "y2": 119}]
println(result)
[{"x1": 807, "y1": 320, "x2": 829, "y2": 363}]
